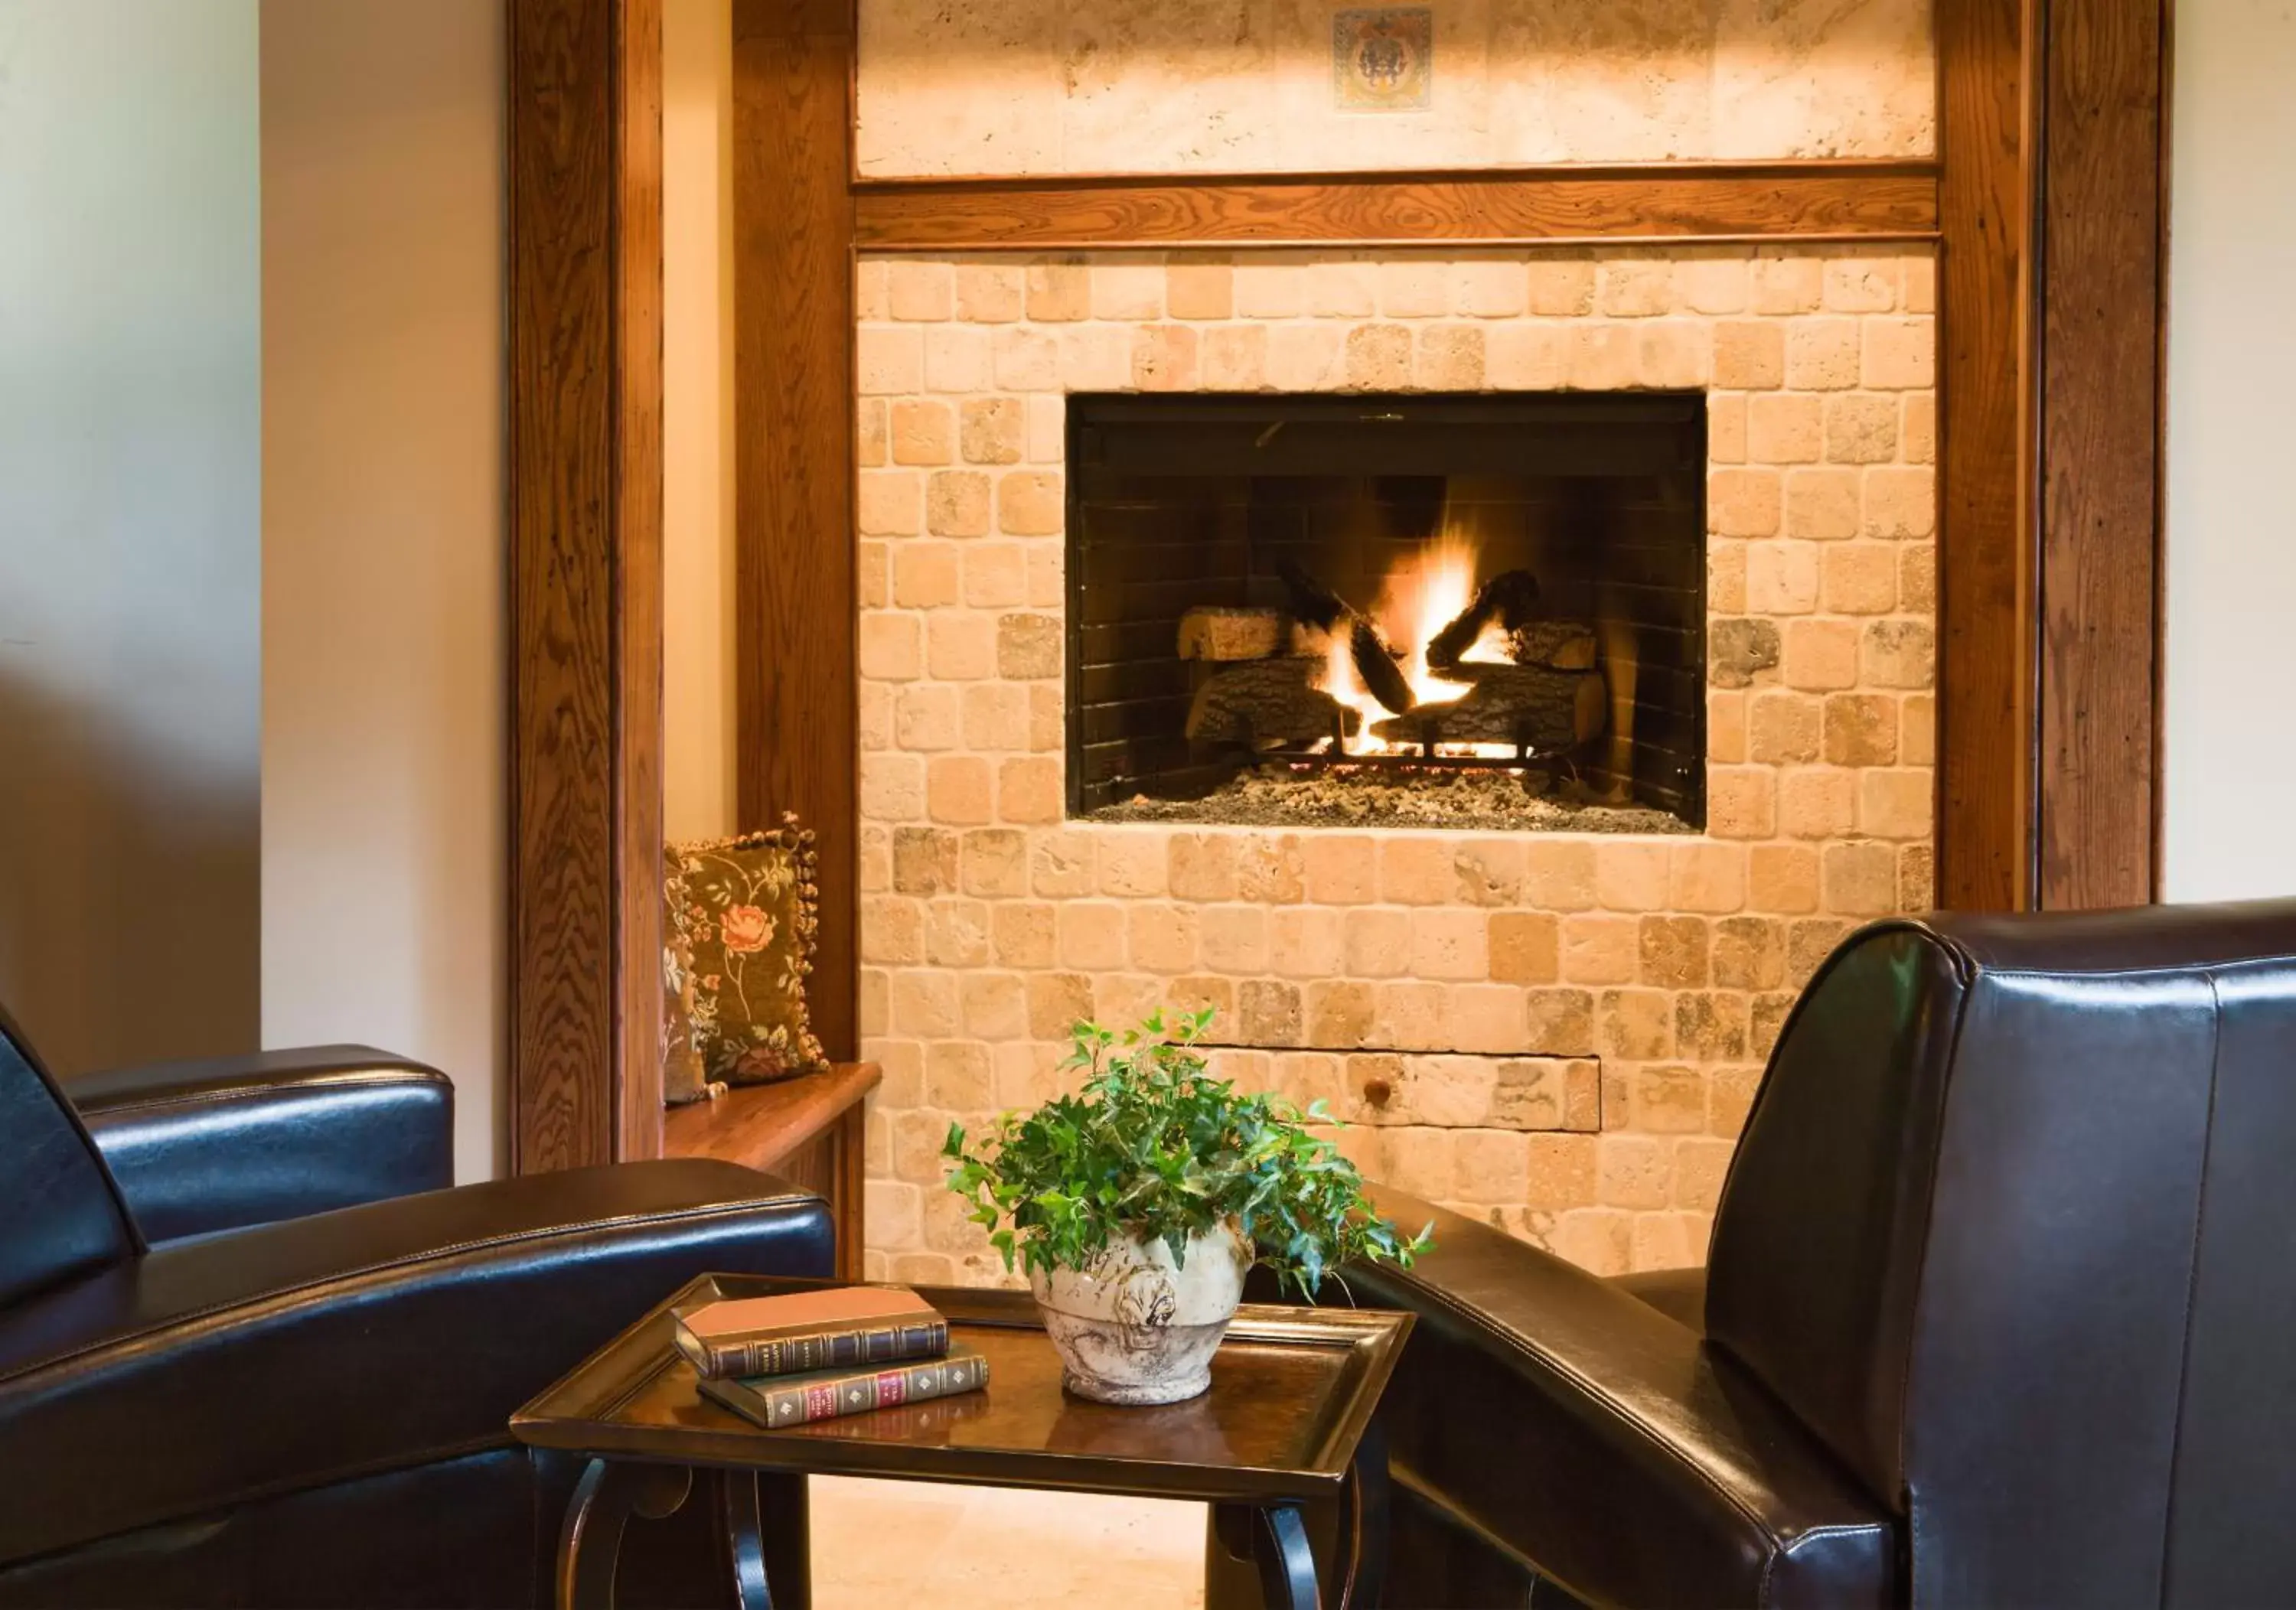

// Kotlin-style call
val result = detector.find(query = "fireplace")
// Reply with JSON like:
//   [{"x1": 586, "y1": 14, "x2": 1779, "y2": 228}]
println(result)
[
  {"x1": 855, "y1": 241, "x2": 1938, "y2": 1286},
  {"x1": 1066, "y1": 393, "x2": 1709, "y2": 833}
]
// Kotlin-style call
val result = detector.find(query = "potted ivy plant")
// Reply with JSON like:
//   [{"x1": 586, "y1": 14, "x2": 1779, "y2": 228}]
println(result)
[{"x1": 942, "y1": 1009, "x2": 1431, "y2": 1406}]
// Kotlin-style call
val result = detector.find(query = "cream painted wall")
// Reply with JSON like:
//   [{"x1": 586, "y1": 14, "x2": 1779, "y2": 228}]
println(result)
[
  {"x1": 259, "y1": 0, "x2": 509, "y2": 1181},
  {"x1": 0, "y1": 0, "x2": 263, "y2": 1077},
  {"x1": 664, "y1": 0, "x2": 739, "y2": 845},
  {"x1": 2163, "y1": 1, "x2": 2296, "y2": 901}
]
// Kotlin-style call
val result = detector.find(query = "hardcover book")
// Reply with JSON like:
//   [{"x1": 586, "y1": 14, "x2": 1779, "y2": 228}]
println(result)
[
  {"x1": 673, "y1": 1286, "x2": 949, "y2": 1380},
  {"x1": 697, "y1": 1344, "x2": 990, "y2": 1429}
]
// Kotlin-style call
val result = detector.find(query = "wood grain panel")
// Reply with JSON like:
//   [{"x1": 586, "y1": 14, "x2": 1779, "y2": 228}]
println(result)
[
  {"x1": 734, "y1": 0, "x2": 859, "y2": 1059},
  {"x1": 615, "y1": 0, "x2": 667, "y2": 1155},
  {"x1": 2034, "y1": 0, "x2": 2166, "y2": 907},
  {"x1": 510, "y1": 0, "x2": 618, "y2": 1172},
  {"x1": 664, "y1": 1065, "x2": 880, "y2": 1279},
  {"x1": 662, "y1": 1062, "x2": 881, "y2": 1172},
  {"x1": 509, "y1": 0, "x2": 665, "y2": 1172},
  {"x1": 853, "y1": 162, "x2": 1939, "y2": 252},
  {"x1": 1936, "y1": 0, "x2": 2035, "y2": 911}
]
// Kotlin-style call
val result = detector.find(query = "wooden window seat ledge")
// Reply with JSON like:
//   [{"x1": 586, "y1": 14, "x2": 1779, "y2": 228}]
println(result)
[{"x1": 663, "y1": 1061, "x2": 880, "y2": 1280}]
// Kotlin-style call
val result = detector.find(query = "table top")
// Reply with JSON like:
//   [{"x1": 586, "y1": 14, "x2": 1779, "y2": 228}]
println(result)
[{"x1": 512, "y1": 1274, "x2": 1413, "y2": 1504}]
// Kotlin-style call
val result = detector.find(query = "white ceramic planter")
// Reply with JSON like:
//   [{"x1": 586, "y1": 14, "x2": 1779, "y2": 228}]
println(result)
[{"x1": 1030, "y1": 1220, "x2": 1251, "y2": 1405}]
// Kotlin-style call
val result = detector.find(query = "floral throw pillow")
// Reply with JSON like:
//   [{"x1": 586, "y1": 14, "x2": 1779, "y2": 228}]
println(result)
[
  {"x1": 665, "y1": 815, "x2": 831, "y2": 1088},
  {"x1": 660, "y1": 871, "x2": 726, "y2": 1107}
]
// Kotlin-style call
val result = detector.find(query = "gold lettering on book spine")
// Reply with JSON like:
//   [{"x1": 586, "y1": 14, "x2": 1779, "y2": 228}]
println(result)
[{"x1": 716, "y1": 1320, "x2": 951, "y2": 1379}]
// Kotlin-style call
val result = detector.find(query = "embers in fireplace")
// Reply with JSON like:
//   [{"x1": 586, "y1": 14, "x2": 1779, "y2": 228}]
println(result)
[{"x1": 1067, "y1": 394, "x2": 1707, "y2": 833}]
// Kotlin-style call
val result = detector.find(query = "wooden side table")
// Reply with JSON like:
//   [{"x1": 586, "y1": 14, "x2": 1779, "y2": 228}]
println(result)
[
  {"x1": 663, "y1": 1063, "x2": 879, "y2": 1282},
  {"x1": 513, "y1": 1276, "x2": 1411, "y2": 1610}
]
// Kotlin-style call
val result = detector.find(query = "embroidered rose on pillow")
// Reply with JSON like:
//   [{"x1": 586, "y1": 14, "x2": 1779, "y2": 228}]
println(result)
[{"x1": 721, "y1": 905, "x2": 775, "y2": 954}]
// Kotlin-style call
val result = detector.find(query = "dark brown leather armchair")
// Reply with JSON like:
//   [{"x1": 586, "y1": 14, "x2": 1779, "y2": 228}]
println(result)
[
  {"x1": 0, "y1": 1007, "x2": 833, "y2": 1607},
  {"x1": 1223, "y1": 901, "x2": 2296, "y2": 1608}
]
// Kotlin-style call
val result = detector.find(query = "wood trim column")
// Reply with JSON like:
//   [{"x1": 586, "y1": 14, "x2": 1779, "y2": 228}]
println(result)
[
  {"x1": 732, "y1": 0, "x2": 859, "y2": 1059},
  {"x1": 508, "y1": 0, "x2": 666, "y2": 1172},
  {"x1": 1935, "y1": 0, "x2": 2170, "y2": 912},
  {"x1": 2032, "y1": 0, "x2": 2170, "y2": 906},
  {"x1": 1936, "y1": 0, "x2": 2037, "y2": 911}
]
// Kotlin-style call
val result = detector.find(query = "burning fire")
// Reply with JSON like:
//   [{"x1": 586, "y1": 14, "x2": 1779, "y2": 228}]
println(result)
[{"x1": 1317, "y1": 523, "x2": 1518, "y2": 760}]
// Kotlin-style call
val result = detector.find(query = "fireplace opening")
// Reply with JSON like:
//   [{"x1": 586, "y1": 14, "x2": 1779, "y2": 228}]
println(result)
[{"x1": 1066, "y1": 393, "x2": 1707, "y2": 833}]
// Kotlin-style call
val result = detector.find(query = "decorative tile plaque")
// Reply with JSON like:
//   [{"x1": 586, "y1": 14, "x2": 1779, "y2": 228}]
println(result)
[{"x1": 1332, "y1": 7, "x2": 1433, "y2": 112}]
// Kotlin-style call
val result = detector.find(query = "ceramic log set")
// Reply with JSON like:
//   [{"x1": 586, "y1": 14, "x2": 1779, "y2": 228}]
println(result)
[{"x1": 943, "y1": 1009, "x2": 1431, "y2": 1406}]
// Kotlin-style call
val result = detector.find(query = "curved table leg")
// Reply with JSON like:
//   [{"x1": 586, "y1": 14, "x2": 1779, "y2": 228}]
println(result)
[
  {"x1": 1249, "y1": 1504, "x2": 1320, "y2": 1610},
  {"x1": 556, "y1": 1459, "x2": 694, "y2": 1610},
  {"x1": 1214, "y1": 1501, "x2": 1319, "y2": 1610},
  {"x1": 719, "y1": 1468, "x2": 774, "y2": 1610},
  {"x1": 1336, "y1": 1416, "x2": 1391, "y2": 1610},
  {"x1": 717, "y1": 1469, "x2": 811, "y2": 1610}
]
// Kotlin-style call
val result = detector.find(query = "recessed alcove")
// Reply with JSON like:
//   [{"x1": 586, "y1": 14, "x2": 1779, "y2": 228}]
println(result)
[{"x1": 1067, "y1": 393, "x2": 1707, "y2": 832}]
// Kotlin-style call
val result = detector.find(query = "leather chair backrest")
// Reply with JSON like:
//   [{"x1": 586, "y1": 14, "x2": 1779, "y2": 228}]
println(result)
[
  {"x1": 0, "y1": 1004, "x2": 142, "y2": 1307},
  {"x1": 1704, "y1": 901, "x2": 2296, "y2": 1608}
]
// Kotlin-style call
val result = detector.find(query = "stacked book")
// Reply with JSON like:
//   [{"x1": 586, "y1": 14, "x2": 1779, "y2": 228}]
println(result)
[{"x1": 677, "y1": 1286, "x2": 987, "y2": 1428}]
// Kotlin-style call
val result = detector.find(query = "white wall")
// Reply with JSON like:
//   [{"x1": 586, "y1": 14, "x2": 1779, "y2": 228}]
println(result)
[
  {"x1": 664, "y1": 0, "x2": 739, "y2": 845},
  {"x1": 0, "y1": 0, "x2": 263, "y2": 1076},
  {"x1": 2163, "y1": 1, "x2": 2296, "y2": 901},
  {"x1": 259, "y1": 0, "x2": 508, "y2": 1181}
]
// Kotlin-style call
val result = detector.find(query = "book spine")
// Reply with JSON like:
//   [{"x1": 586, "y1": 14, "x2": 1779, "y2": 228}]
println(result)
[
  {"x1": 699, "y1": 1321, "x2": 949, "y2": 1381},
  {"x1": 759, "y1": 1351, "x2": 988, "y2": 1427}
]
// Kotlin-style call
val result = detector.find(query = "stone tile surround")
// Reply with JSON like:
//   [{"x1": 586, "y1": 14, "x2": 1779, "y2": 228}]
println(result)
[
  {"x1": 854, "y1": 245, "x2": 1937, "y2": 1279},
  {"x1": 856, "y1": 0, "x2": 1936, "y2": 176}
]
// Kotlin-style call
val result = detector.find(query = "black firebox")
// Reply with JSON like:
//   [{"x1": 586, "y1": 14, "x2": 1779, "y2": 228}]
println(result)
[{"x1": 1065, "y1": 393, "x2": 1707, "y2": 829}]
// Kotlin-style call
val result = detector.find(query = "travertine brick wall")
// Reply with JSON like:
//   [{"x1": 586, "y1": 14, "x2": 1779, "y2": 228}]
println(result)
[
  {"x1": 853, "y1": 245, "x2": 1936, "y2": 1281},
  {"x1": 856, "y1": 0, "x2": 1936, "y2": 176}
]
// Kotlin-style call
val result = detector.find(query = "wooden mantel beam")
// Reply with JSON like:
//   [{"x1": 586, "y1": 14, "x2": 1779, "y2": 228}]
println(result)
[{"x1": 853, "y1": 161, "x2": 1940, "y2": 253}]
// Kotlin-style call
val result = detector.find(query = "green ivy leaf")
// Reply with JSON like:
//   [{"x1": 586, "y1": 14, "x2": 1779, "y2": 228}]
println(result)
[{"x1": 938, "y1": 1008, "x2": 1429, "y2": 1296}]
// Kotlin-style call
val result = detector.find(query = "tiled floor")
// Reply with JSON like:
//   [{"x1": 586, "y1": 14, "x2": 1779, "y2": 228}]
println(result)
[{"x1": 811, "y1": 1477, "x2": 1205, "y2": 1609}]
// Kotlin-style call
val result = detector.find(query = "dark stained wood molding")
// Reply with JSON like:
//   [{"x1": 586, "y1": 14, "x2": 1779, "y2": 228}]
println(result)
[
  {"x1": 665, "y1": 1061, "x2": 883, "y2": 1281},
  {"x1": 2154, "y1": 0, "x2": 2174, "y2": 888},
  {"x1": 508, "y1": 0, "x2": 666, "y2": 1173},
  {"x1": 615, "y1": 0, "x2": 668, "y2": 1153},
  {"x1": 732, "y1": 0, "x2": 859, "y2": 1059},
  {"x1": 1932, "y1": 0, "x2": 2170, "y2": 911},
  {"x1": 852, "y1": 161, "x2": 1940, "y2": 253},
  {"x1": 1936, "y1": 0, "x2": 2038, "y2": 911},
  {"x1": 2031, "y1": 0, "x2": 2169, "y2": 906}
]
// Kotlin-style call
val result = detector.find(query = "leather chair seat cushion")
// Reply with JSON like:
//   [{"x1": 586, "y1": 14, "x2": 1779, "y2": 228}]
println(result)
[
  {"x1": 0, "y1": 1446, "x2": 737, "y2": 1610},
  {"x1": 0, "y1": 1159, "x2": 832, "y2": 1569},
  {"x1": 0, "y1": 1448, "x2": 542, "y2": 1609},
  {"x1": 1349, "y1": 1191, "x2": 1893, "y2": 1610}
]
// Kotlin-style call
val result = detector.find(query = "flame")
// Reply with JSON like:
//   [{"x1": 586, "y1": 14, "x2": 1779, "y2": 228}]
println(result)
[
  {"x1": 1314, "y1": 510, "x2": 1520, "y2": 761},
  {"x1": 1320, "y1": 619, "x2": 1382, "y2": 754}
]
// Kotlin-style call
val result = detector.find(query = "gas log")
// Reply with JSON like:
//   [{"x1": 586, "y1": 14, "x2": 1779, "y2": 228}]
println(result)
[
  {"x1": 1505, "y1": 619, "x2": 1600, "y2": 671},
  {"x1": 1185, "y1": 657, "x2": 1360, "y2": 748},
  {"x1": 1372, "y1": 664, "x2": 1607, "y2": 751},
  {"x1": 1276, "y1": 557, "x2": 1416, "y2": 715},
  {"x1": 1424, "y1": 570, "x2": 1543, "y2": 671},
  {"x1": 1176, "y1": 606, "x2": 1286, "y2": 662}
]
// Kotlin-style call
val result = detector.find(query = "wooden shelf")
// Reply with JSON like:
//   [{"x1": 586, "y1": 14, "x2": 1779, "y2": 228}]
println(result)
[
  {"x1": 852, "y1": 161, "x2": 1940, "y2": 253},
  {"x1": 664, "y1": 1061, "x2": 880, "y2": 1279}
]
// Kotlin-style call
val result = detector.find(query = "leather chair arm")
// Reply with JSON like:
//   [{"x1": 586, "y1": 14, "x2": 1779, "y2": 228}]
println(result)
[
  {"x1": 1342, "y1": 1187, "x2": 1896, "y2": 1610},
  {"x1": 70, "y1": 1047, "x2": 455, "y2": 1241},
  {"x1": 0, "y1": 1158, "x2": 832, "y2": 1569}
]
